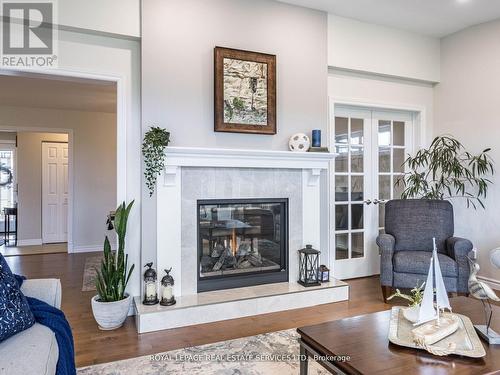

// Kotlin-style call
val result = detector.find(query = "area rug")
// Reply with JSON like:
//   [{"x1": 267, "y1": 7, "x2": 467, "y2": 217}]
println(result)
[
  {"x1": 77, "y1": 329, "x2": 327, "y2": 374},
  {"x1": 82, "y1": 255, "x2": 102, "y2": 292}
]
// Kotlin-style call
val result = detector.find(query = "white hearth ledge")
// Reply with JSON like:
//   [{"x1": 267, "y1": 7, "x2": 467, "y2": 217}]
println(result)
[{"x1": 135, "y1": 280, "x2": 349, "y2": 333}]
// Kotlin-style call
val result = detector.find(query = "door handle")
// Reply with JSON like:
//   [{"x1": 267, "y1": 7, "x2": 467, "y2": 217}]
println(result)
[
  {"x1": 363, "y1": 199, "x2": 372, "y2": 205},
  {"x1": 373, "y1": 199, "x2": 387, "y2": 205}
]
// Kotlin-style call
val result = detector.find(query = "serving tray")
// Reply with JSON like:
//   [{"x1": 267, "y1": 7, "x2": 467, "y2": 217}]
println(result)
[{"x1": 388, "y1": 306, "x2": 486, "y2": 358}]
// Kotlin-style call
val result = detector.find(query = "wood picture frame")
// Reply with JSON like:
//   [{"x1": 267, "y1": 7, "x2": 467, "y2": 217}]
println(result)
[{"x1": 214, "y1": 46, "x2": 276, "y2": 135}]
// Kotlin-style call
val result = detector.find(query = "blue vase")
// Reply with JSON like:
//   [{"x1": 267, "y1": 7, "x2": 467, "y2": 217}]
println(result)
[{"x1": 312, "y1": 129, "x2": 321, "y2": 147}]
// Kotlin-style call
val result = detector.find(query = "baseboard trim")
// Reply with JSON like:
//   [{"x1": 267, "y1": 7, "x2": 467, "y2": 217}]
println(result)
[
  {"x1": 17, "y1": 239, "x2": 43, "y2": 246},
  {"x1": 477, "y1": 276, "x2": 500, "y2": 291},
  {"x1": 71, "y1": 243, "x2": 117, "y2": 253}
]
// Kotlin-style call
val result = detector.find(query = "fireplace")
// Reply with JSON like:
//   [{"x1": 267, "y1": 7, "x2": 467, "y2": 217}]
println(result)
[{"x1": 197, "y1": 198, "x2": 288, "y2": 292}]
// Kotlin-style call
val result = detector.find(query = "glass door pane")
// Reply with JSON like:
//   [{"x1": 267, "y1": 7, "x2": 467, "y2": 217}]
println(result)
[
  {"x1": 334, "y1": 114, "x2": 367, "y2": 261},
  {"x1": 377, "y1": 118, "x2": 408, "y2": 233}
]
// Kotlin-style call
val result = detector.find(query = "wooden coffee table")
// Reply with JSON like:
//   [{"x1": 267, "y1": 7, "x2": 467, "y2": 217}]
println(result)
[{"x1": 297, "y1": 297, "x2": 499, "y2": 374}]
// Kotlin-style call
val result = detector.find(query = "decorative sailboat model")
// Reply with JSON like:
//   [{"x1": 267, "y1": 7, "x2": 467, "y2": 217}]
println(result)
[
  {"x1": 388, "y1": 238, "x2": 486, "y2": 358},
  {"x1": 409, "y1": 238, "x2": 460, "y2": 352}
]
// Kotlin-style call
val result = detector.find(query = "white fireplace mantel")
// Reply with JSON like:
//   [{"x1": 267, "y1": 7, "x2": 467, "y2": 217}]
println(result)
[
  {"x1": 164, "y1": 146, "x2": 336, "y2": 170},
  {"x1": 156, "y1": 146, "x2": 336, "y2": 299}
]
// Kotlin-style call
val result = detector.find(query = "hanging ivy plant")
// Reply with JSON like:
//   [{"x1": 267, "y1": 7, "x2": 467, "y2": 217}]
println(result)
[{"x1": 142, "y1": 126, "x2": 170, "y2": 197}]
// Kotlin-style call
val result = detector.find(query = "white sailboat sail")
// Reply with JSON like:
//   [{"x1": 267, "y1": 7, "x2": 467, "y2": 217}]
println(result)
[
  {"x1": 415, "y1": 256, "x2": 437, "y2": 325},
  {"x1": 433, "y1": 241, "x2": 452, "y2": 312},
  {"x1": 414, "y1": 237, "x2": 452, "y2": 326},
  {"x1": 410, "y1": 238, "x2": 459, "y2": 347}
]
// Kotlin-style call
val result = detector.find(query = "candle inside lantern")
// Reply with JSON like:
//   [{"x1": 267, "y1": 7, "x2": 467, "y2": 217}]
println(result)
[
  {"x1": 146, "y1": 282, "x2": 156, "y2": 298},
  {"x1": 160, "y1": 267, "x2": 176, "y2": 306},
  {"x1": 163, "y1": 285, "x2": 173, "y2": 301},
  {"x1": 143, "y1": 262, "x2": 159, "y2": 305}
]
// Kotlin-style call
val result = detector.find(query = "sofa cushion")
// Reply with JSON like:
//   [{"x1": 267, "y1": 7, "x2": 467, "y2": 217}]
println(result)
[
  {"x1": 0, "y1": 254, "x2": 35, "y2": 343},
  {"x1": 393, "y1": 251, "x2": 458, "y2": 277},
  {"x1": 0, "y1": 323, "x2": 58, "y2": 375},
  {"x1": 20, "y1": 279, "x2": 62, "y2": 309}
]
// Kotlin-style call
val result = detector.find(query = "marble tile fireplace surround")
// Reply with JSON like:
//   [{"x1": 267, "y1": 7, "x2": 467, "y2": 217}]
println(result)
[{"x1": 134, "y1": 147, "x2": 349, "y2": 333}]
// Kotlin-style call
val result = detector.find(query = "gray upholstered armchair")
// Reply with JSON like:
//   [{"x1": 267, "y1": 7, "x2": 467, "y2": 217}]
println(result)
[{"x1": 377, "y1": 199, "x2": 472, "y2": 302}]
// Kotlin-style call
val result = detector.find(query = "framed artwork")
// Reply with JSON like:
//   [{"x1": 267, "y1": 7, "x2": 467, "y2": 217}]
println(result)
[{"x1": 214, "y1": 47, "x2": 276, "y2": 135}]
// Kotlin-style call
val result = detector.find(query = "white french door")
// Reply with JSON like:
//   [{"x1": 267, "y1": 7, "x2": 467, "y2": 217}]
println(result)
[
  {"x1": 0, "y1": 144, "x2": 16, "y2": 213},
  {"x1": 42, "y1": 142, "x2": 69, "y2": 243},
  {"x1": 332, "y1": 105, "x2": 414, "y2": 280}
]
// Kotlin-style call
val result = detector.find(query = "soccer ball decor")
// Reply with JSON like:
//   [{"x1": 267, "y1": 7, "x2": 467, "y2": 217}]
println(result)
[{"x1": 289, "y1": 133, "x2": 311, "y2": 152}]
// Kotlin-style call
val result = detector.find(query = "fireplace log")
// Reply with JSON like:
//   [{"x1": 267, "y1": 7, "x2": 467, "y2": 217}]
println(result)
[
  {"x1": 224, "y1": 254, "x2": 237, "y2": 269},
  {"x1": 247, "y1": 253, "x2": 263, "y2": 267},
  {"x1": 212, "y1": 250, "x2": 227, "y2": 271},
  {"x1": 238, "y1": 260, "x2": 252, "y2": 269},
  {"x1": 211, "y1": 243, "x2": 224, "y2": 258},
  {"x1": 200, "y1": 255, "x2": 214, "y2": 271}
]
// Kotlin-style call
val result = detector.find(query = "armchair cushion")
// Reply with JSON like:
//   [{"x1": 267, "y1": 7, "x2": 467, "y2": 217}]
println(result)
[
  {"x1": 385, "y1": 199, "x2": 453, "y2": 253},
  {"x1": 393, "y1": 251, "x2": 458, "y2": 277}
]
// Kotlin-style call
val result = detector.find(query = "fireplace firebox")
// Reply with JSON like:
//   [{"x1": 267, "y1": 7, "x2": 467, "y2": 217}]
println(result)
[{"x1": 197, "y1": 198, "x2": 288, "y2": 292}]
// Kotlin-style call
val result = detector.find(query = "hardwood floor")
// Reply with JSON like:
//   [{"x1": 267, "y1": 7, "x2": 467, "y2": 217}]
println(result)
[
  {"x1": 1, "y1": 242, "x2": 67, "y2": 257},
  {"x1": 6, "y1": 252, "x2": 396, "y2": 367}
]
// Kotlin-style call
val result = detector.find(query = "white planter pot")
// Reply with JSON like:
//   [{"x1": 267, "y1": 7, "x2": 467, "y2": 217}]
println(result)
[{"x1": 91, "y1": 294, "x2": 131, "y2": 330}]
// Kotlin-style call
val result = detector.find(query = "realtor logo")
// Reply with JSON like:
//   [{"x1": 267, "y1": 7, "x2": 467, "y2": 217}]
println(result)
[{"x1": 1, "y1": 0, "x2": 58, "y2": 67}]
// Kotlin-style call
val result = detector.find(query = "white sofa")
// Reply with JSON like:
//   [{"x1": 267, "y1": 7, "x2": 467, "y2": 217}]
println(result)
[{"x1": 0, "y1": 279, "x2": 62, "y2": 375}]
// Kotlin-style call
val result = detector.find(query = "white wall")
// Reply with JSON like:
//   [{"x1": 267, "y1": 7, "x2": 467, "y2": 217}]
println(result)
[
  {"x1": 141, "y1": 0, "x2": 329, "y2": 268},
  {"x1": 142, "y1": 0, "x2": 328, "y2": 151},
  {"x1": 435, "y1": 20, "x2": 500, "y2": 283},
  {"x1": 5, "y1": 0, "x2": 140, "y2": 38},
  {"x1": 0, "y1": 132, "x2": 16, "y2": 142},
  {"x1": 0, "y1": 110, "x2": 117, "y2": 249},
  {"x1": 328, "y1": 14, "x2": 440, "y2": 83},
  {"x1": 0, "y1": 26, "x2": 142, "y2": 296},
  {"x1": 58, "y1": 0, "x2": 140, "y2": 37}
]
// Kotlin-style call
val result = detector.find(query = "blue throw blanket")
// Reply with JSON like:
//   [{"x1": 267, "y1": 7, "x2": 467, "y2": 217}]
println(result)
[{"x1": 15, "y1": 275, "x2": 76, "y2": 375}]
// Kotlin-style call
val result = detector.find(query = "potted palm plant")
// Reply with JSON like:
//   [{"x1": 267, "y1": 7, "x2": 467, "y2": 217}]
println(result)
[
  {"x1": 397, "y1": 136, "x2": 494, "y2": 208},
  {"x1": 91, "y1": 201, "x2": 135, "y2": 330}
]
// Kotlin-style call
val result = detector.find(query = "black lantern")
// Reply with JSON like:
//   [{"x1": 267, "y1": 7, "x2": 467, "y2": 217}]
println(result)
[
  {"x1": 160, "y1": 268, "x2": 176, "y2": 306},
  {"x1": 318, "y1": 264, "x2": 330, "y2": 283},
  {"x1": 298, "y1": 245, "x2": 321, "y2": 287},
  {"x1": 143, "y1": 262, "x2": 159, "y2": 305}
]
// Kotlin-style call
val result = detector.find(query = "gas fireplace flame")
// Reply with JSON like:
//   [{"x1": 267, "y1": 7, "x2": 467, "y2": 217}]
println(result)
[{"x1": 231, "y1": 228, "x2": 237, "y2": 256}]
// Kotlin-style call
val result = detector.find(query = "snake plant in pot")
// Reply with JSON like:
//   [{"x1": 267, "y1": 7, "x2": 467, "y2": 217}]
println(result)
[{"x1": 91, "y1": 201, "x2": 135, "y2": 330}]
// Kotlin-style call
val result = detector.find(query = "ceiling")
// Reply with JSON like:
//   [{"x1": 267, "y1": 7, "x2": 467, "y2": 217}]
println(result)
[
  {"x1": 278, "y1": 0, "x2": 500, "y2": 37},
  {"x1": 0, "y1": 73, "x2": 117, "y2": 113}
]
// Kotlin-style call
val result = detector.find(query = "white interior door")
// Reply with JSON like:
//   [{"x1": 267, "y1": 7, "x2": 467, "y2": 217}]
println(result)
[
  {"x1": 332, "y1": 106, "x2": 413, "y2": 279},
  {"x1": 42, "y1": 142, "x2": 69, "y2": 243}
]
